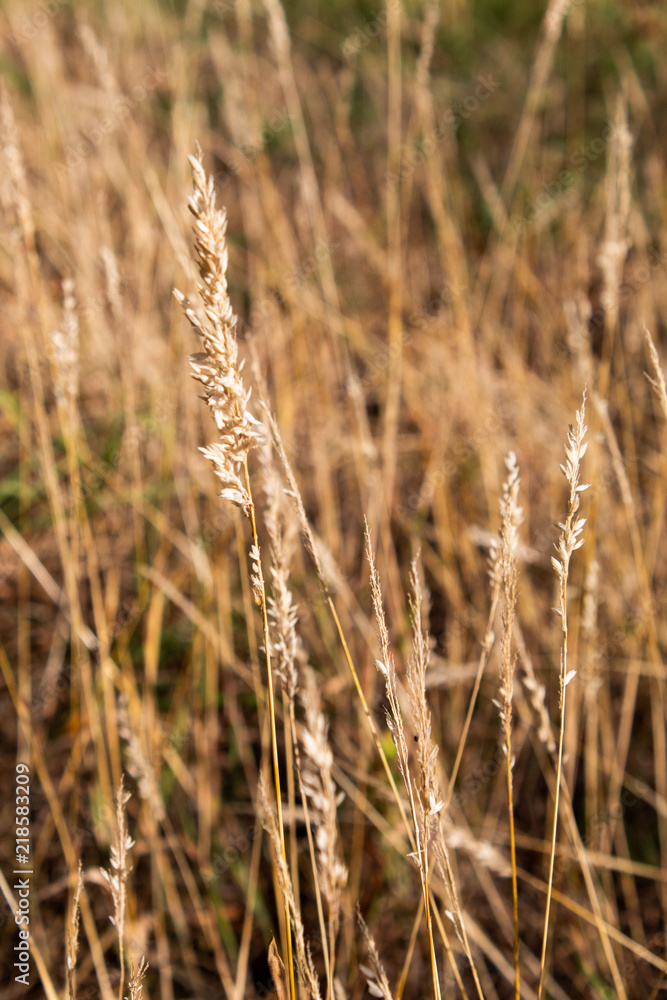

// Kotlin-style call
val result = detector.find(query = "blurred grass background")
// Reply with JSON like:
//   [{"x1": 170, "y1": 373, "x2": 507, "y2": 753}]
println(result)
[{"x1": 1, "y1": 0, "x2": 667, "y2": 998}]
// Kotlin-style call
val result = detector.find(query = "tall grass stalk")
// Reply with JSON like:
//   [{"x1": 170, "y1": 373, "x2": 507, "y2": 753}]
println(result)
[
  {"x1": 100, "y1": 778, "x2": 134, "y2": 1000},
  {"x1": 366, "y1": 522, "x2": 481, "y2": 1000},
  {"x1": 537, "y1": 392, "x2": 589, "y2": 1000},
  {"x1": 495, "y1": 452, "x2": 522, "y2": 1000},
  {"x1": 263, "y1": 462, "x2": 333, "y2": 990},
  {"x1": 174, "y1": 148, "x2": 295, "y2": 1000}
]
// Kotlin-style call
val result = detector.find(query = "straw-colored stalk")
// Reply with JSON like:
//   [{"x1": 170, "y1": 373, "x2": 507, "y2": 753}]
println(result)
[
  {"x1": 357, "y1": 904, "x2": 394, "y2": 1000},
  {"x1": 300, "y1": 669, "x2": 348, "y2": 995},
  {"x1": 100, "y1": 778, "x2": 135, "y2": 1000},
  {"x1": 260, "y1": 777, "x2": 322, "y2": 1000},
  {"x1": 493, "y1": 451, "x2": 522, "y2": 999},
  {"x1": 365, "y1": 524, "x2": 483, "y2": 1000},
  {"x1": 262, "y1": 452, "x2": 332, "y2": 993},
  {"x1": 66, "y1": 861, "x2": 83, "y2": 1000},
  {"x1": 265, "y1": 408, "x2": 414, "y2": 845},
  {"x1": 174, "y1": 146, "x2": 294, "y2": 1000},
  {"x1": 537, "y1": 392, "x2": 589, "y2": 1000}
]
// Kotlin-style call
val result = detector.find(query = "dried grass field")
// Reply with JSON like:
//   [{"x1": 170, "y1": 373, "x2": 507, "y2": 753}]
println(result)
[{"x1": 1, "y1": 1, "x2": 667, "y2": 998}]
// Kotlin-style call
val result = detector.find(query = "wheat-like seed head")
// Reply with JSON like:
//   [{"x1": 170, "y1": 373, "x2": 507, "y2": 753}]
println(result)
[
  {"x1": 174, "y1": 145, "x2": 263, "y2": 514},
  {"x1": 50, "y1": 278, "x2": 79, "y2": 409},
  {"x1": 356, "y1": 905, "x2": 394, "y2": 1000},
  {"x1": 551, "y1": 392, "x2": 589, "y2": 704},
  {"x1": 263, "y1": 446, "x2": 302, "y2": 700},
  {"x1": 552, "y1": 392, "x2": 589, "y2": 588},
  {"x1": 495, "y1": 452, "x2": 522, "y2": 749},
  {"x1": 644, "y1": 326, "x2": 667, "y2": 422},
  {"x1": 406, "y1": 558, "x2": 443, "y2": 829},
  {"x1": 364, "y1": 522, "x2": 411, "y2": 800},
  {"x1": 365, "y1": 524, "x2": 471, "y2": 962},
  {"x1": 125, "y1": 956, "x2": 149, "y2": 1000},
  {"x1": 300, "y1": 669, "x2": 348, "y2": 939},
  {"x1": 521, "y1": 666, "x2": 556, "y2": 754},
  {"x1": 100, "y1": 777, "x2": 135, "y2": 966}
]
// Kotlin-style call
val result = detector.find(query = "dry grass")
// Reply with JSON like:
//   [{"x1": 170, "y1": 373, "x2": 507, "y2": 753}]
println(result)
[{"x1": 2, "y1": 2, "x2": 667, "y2": 999}]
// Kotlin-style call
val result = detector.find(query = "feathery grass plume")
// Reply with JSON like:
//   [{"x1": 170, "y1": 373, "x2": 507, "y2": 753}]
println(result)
[
  {"x1": 66, "y1": 861, "x2": 83, "y2": 1000},
  {"x1": 301, "y1": 668, "x2": 348, "y2": 973},
  {"x1": 125, "y1": 956, "x2": 149, "y2": 1000},
  {"x1": 364, "y1": 520, "x2": 414, "y2": 823},
  {"x1": 406, "y1": 558, "x2": 441, "y2": 846},
  {"x1": 537, "y1": 390, "x2": 589, "y2": 1000},
  {"x1": 365, "y1": 526, "x2": 436, "y2": 991},
  {"x1": 493, "y1": 451, "x2": 521, "y2": 1000},
  {"x1": 356, "y1": 905, "x2": 394, "y2": 1000},
  {"x1": 581, "y1": 558, "x2": 601, "y2": 698},
  {"x1": 100, "y1": 777, "x2": 135, "y2": 1000},
  {"x1": 177, "y1": 147, "x2": 294, "y2": 999},
  {"x1": 366, "y1": 524, "x2": 482, "y2": 1000},
  {"x1": 406, "y1": 562, "x2": 486, "y2": 1000},
  {"x1": 495, "y1": 451, "x2": 521, "y2": 744},
  {"x1": 404, "y1": 558, "x2": 443, "y2": 1000},
  {"x1": 50, "y1": 278, "x2": 79, "y2": 412},
  {"x1": 174, "y1": 144, "x2": 263, "y2": 514},
  {"x1": 644, "y1": 326, "x2": 667, "y2": 422},
  {"x1": 261, "y1": 448, "x2": 335, "y2": 993},
  {"x1": 117, "y1": 693, "x2": 165, "y2": 822},
  {"x1": 516, "y1": 629, "x2": 556, "y2": 754},
  {"x1": 259, "y1": 776, "x2": 323, "y2": 1000},
  {"x1": 263, "y1": 450, "x2": 301, "y2": 702}
]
